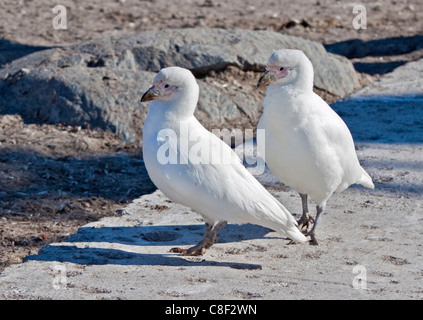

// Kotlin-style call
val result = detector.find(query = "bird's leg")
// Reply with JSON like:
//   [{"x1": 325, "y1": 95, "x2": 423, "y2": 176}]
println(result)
[
  {"x1": 207, "y1": 221, "x2": 228, "y2": 248},
  {"x1": 170, "y1": 221, "x2": 228, "y2": 256},
  {"x1": 297, "y1": 193, "x2": 314, "y2": 232},
  {"x1": 306, "y1": 205, "x2": 323, "y2": 245},
  {"x1": 170, "y1": 222, "x2": 213, "y2": 256}
]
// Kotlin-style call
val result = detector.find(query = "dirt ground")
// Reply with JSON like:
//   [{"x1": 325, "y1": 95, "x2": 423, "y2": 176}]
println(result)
[
  {"x1": 0, "y1": 0, "x2": 422, "y2": 273},
  {"x1": 2, "y1": 0, "x2": 422, "y2": 46},
  {"x1": 0, "y1": 114, "x2": 157, "y2": 271}
]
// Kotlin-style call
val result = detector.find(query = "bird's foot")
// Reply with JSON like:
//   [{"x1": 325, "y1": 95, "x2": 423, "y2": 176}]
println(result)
[
  {"x1": 305, "y1": 230, "x2": 319, "y2": 245},
  {"x1": 170, "y1": 246, "x2": 206, "y2": 256},
  {"x1": 170, "y1": 221, "x2": 227, "y2": 256},
  {"x1": 170, "y1": 236, "x2": 213, "y2": 256},
  {"x1": 297, "y1": 212, "x2": 314, "y2": 232},
  {"x1": 287, "y1": 239, "x2": 301, "y2": 245}
]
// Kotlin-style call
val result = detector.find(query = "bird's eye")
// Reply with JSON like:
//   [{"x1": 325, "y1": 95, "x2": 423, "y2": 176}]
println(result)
[
  {"x1": 280, "y1": 67, "x2": 285, "y2": 71},
  {"x1": 164, "y1": 84, "x2": 169, "y2": 88}
]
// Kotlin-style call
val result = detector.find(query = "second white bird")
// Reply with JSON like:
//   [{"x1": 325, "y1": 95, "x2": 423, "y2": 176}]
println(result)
[{"x1": 257, "y1": 49, "x2": 374, "y2": 244}]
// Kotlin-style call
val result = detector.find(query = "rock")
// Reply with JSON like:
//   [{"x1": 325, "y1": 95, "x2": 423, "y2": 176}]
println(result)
[
  {"x1": 351, "y1": 58, "x2": 423, "y2": 97},
  {"x1": 0, "y1": 48, "x2": 152, "y2": 142},
  {"x1": 0, "y1": 28, "x2": 360, "y2": 141},
  {"x1": 0, "y1": 39, "x2": 49, "y2": 67},
  {"x1": 109, "y1": 28, "x2": 360, "y2": 96},
  {"x1": 331, "y1": 58, "x2": 423, "y2": 143},
  {"x1": 324, "y1": 35, "x2": 423, "y2": 59}
]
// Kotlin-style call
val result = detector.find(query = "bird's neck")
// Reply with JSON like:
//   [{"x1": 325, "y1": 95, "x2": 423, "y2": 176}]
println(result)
[
  {"x1": 147, "y1": 90, "x2": 199, "y2": 127},
  {"x1": 271, "y1": 64, "x2": 314, "y2": 94}
]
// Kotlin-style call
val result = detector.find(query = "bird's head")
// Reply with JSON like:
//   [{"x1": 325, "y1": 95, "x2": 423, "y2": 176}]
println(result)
[
  {"x1": 141, "y1": 67, "x2": 198, "y2": 103},
  {"x1": 257, "y1": 49, "x2": 314, "y2": 90}
]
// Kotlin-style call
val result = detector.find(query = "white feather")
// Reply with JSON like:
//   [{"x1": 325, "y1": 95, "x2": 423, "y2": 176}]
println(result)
[
  {"x1": 258, "y1": 50, "x2": 374, "y2": 209},
  {"x1": 142, "y1": 67, "x2": 306, "y2": 243}
]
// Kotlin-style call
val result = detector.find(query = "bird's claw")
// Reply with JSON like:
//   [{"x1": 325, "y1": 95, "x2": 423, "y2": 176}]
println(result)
[
  {"x1": 305, "y1": 231, "x2": 319, "y2": 245},
  {"x1": 170, "y1": 247, "x2": 206, "y2": 256},
  {"x1": 297, "y1": 212, "x2": 314, "y2": 232},
  {"x1": 287, "y1": 239, "x2": 300, "y2": 245}
]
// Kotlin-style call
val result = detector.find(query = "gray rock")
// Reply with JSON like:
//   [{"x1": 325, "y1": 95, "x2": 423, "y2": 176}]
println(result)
[
  {"x1": 351, "y1": 58, "x2": 423, "y2": 97},
  {"x1": 331, "y1": 58, "x2": 423, "y2": 143},
  {"x1": 116, "y1": 28, "x2": 360, "y2": 96},
  {"x1": 324, "y1": 35, "x2": 423, "y2": 59},
  {"x1": 0, "y1": 39, "x2": 49, "y2": 67},
  {"x1": 78, "y1": 28, "x2": 359, "y2": 96},
  {"x1": 0, "y1": 48, "x2": 152, "y2": 142},
  {"x1": 0, "y1": 28, "x2": 360, "y2": 141}
]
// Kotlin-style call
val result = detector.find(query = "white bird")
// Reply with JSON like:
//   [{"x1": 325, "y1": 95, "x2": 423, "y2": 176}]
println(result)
[
  {"x1": 141, "y1": 66, "x2": 306, "y2": 255},
  {"x1": 256, "y1": 49, "x2": 374, "y2": 244}
]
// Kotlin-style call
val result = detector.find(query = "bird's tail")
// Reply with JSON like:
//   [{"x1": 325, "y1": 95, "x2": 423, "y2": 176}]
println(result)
[
  {"x1": 273, "y1": 201, "x2": 307, "y2": 243},
  {"x1": 264, "y1": 219, "x2": 306, "y2": 243},
  {"x1": 249, "y1": 189, "x2": 307, "y2": 243},
  {"x1": 284, "y1": 226, "x2": 307, "y2": 243},
  {"x1": 358, "y1": 168, "x2": 375, "y2": 189}
]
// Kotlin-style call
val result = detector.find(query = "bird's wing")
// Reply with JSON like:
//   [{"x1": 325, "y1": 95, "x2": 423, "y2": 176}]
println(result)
[
  {"x1": 311, "y1": 93, "x2": 373, "y2": 190},
  {"x1": 158, "y1": 118, "x2": 305, "y2": 242}
]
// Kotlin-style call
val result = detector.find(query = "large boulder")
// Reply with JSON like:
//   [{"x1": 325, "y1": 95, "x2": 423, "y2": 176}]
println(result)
[
  {"x1": 0, "y1": 48, "x2": 151, "y2": 142},
  {"x1": 113, "y1": 28, "x2": 360, "y2": 96},
  {"x1": 0, "y1": 28, "x2": 360, "y2": 141}
]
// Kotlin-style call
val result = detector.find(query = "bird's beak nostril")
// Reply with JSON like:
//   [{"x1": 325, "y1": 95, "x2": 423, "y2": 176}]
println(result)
[
  {"x1": 141, "y1": 86, "x2": 160, "y2": 102},
  {"x1": 256, "y1": 72, "x2": 275, "y2": 89}
]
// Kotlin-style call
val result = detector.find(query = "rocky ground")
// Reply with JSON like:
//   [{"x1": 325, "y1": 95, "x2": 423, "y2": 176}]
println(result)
[
  {"x1": 2, "y1": 0, "x2": 422, "y2": 46},
  {"x1": 0, "y1": 115, "x2": 157, "y2": 271},
  {"x1": 0, "y1": 0, "x2": 422, "y2": 284}
]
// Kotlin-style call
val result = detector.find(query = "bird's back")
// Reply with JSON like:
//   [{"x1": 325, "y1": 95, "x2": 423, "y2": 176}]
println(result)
[{"x1": 259, "y1": 89, "x2": 373, "y2": 205}]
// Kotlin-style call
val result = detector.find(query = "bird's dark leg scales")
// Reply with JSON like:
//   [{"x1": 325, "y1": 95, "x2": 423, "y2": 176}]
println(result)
[
  {"x1": 305, "y1": 204, "x2": 323, "y2": 245},
  {"x1": 297, "y1": 213, "x2": 314, "y2": 232},
  {"x1": 306, "y1": 230, "x2": 319, "y2": 245},
  {"x1": 170, "y1": 221, "x2": 228, "y2": 256},
  {"x1": 297, "y1": 193, "x2": 314, "y2": 232}
]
